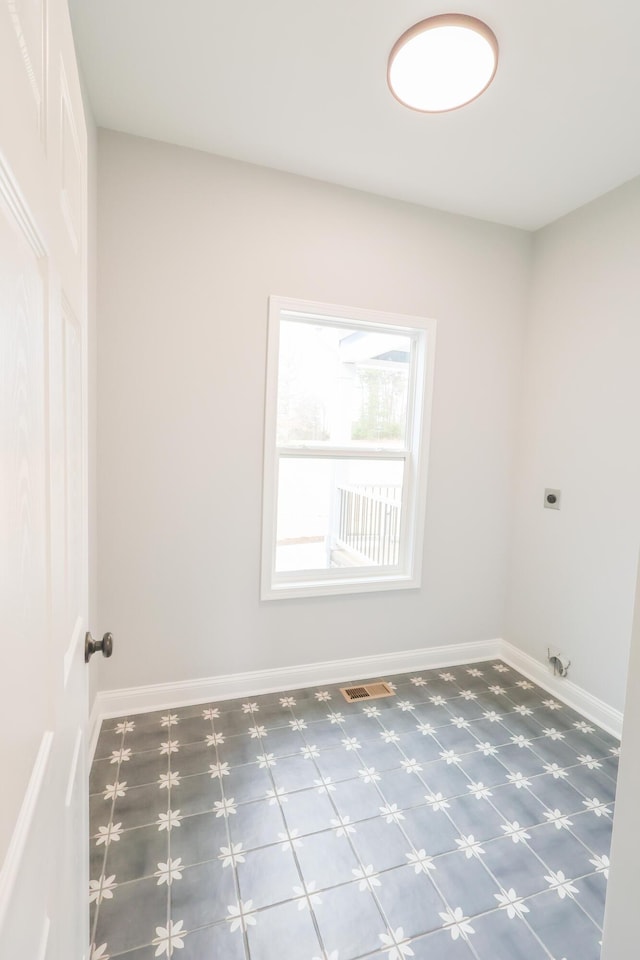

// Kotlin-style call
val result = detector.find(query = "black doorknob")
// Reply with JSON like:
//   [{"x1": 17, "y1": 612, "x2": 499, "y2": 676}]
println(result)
[{"x1": 85, "y1": 631, "x2": 115, "y2": 663}]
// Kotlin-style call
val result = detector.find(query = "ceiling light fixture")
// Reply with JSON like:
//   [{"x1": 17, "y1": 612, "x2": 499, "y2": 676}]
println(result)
[{"x1": 388, "y1": 14, "x2": 498, "y2": 113}]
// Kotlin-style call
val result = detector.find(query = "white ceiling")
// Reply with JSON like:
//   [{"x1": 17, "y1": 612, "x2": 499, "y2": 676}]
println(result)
[{"x1": 69, "y1": 0, "x2": 640, "y2": 230}]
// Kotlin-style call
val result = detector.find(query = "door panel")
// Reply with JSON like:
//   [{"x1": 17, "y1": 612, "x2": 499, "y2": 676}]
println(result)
[
  {"x1": 64, "y1": 299, "x2": 84, "y2": 633},
  {"x1": 6, "y1": 0, "x2": 48, "y2": 141},
  {"x1": 0, "y1": 169, "x2": 49, "y2": 844},
  {"x1": 60, "y1": 66, "x2": 83, "y2": 254},
  {"x1": 0, "y1": 0, "x2": 90, "y2": 956}
]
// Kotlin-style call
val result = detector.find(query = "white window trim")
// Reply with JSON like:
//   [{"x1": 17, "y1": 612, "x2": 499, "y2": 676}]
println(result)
[{"x1": 261, "y1": 296, "x2": 437, "y2": 601}]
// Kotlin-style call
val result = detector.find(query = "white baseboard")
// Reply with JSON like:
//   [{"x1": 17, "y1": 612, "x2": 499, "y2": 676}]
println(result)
[
  {"x1": 89, "y1": 636, "x2": 622, "y2": 760},
  {"x1": 500, "y1": 639, "x2": 623, "y2": 739}
]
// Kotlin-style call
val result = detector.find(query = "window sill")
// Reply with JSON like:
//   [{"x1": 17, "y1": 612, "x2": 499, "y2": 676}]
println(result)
[{"x1": 261, "y1": 573, "x2": 420, "y2": 601}]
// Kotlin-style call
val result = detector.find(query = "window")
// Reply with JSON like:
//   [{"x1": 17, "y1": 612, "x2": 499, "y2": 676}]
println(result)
[{"x1": 261, "y1": 297, "x2": 436, "y2": 600}]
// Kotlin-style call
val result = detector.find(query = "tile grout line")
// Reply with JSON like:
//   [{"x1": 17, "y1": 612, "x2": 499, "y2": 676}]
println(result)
[
  {"x1": 254, "y1": 698, "x2": 330, "y2": 960},
  {"x1": 208, "y1": 706, "x2": 252, "y2": 960},
  {"x1": 89, "y1": 724, "x2": 123, "y2": 950},
  {"x1": 159, "y1": 718, "x2": 174, "y2": 948}
]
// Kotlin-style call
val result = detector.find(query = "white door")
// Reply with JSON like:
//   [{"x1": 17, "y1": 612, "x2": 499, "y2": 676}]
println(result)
[{"x1": 0, "y1": 1, "x2": 91, "y2": 957}]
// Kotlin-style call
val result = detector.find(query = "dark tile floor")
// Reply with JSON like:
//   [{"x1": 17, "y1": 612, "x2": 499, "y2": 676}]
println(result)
[{"x1": 88, "y1": 660, "x2": 619, "y2": 960}]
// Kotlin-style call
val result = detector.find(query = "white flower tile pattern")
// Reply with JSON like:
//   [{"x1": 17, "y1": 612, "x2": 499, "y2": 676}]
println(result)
[{"x1": 89, "y1": 660, "x2": 616, "y2": 959}]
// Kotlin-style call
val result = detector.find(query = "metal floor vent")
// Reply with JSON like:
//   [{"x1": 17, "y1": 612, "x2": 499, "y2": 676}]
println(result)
[{"x1": 340, "y1": 682, "x2": 394, "y2": 703}]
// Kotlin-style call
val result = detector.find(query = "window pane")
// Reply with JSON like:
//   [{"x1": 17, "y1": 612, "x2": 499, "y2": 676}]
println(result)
[
  {"x1": 277, "y1": 320, "x2": 411, "y2": 447},
  {"x1": 275, "y1": 457, "x2": 404, "y2": 572}
]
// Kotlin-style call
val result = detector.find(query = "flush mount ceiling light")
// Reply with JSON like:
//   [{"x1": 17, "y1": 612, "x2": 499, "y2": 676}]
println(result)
[{"x1": 388, "y1": 14, "x2": 498, "y2": 113}]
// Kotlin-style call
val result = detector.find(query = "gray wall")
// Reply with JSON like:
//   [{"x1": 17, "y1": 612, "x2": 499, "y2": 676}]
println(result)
[
  {"x1": 506, "y1": 178, "x2": 640, "y2": 711},
  {"x1": 97, "y1": 129, "x2": 531, "y2": 692}
]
